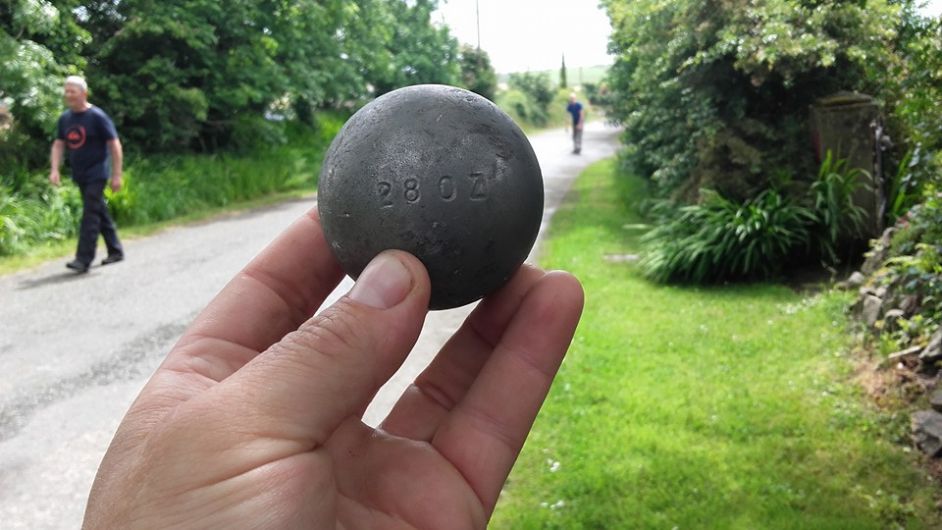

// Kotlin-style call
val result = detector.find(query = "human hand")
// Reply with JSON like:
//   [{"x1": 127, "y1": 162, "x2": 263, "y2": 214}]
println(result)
[
  {"x1": 83, "y1": 208, "x2": 584, "y2": 529},
  {"x1": 576, "y1": 123, "x2": 584, "y2": 131},
  {"x1": 110, "y1": 174, "x2": 122, "y2": 193},
  {"x1": 50, "y1": 170, "x2": 60, "y2": 187}
]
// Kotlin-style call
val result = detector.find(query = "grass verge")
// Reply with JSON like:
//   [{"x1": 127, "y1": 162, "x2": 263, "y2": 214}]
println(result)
[
  {"x1": 0, "y1": 189, "x2": 313, "y2": 276},
  {"x1": 490, "y1": 159, "x2": 939, "y2": 529}
]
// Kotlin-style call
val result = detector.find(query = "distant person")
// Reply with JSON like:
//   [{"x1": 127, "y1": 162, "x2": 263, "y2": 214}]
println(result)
[
  {"x1": 566, "y1": 93, "x2": 585, "y2": 155},
  {"x1": 49, "y1": 76, "x2": 124, "y2": 273}
]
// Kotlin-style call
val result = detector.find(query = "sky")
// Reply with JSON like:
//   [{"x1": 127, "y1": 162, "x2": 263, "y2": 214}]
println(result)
[
  {"x1": 434, "y1": 0, "x2": 942, "y2": 75},
  {"x1": 433, "y1": 0, "x2": 614, "y2": 74},
  {"x1": 922, "y1": 0, "x2": 942, "y2": 15}
]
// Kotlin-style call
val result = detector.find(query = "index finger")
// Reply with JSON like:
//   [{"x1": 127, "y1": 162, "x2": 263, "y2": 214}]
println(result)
[{"x1": 163, "y1": 207, "x2": 344, "y2": 383}]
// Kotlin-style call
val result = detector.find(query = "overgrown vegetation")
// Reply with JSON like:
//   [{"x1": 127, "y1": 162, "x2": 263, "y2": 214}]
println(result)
[
  {"x1": 641, "y1": 189, "x2": 814, "y2": 282},
  {"x1": 496, "y1": 71, "x2": 585, "y2": 131},
  {"x1": 1, "y1": 0, "x2": 461, "y2": 169},
  {"x1": 1, "y1": 0, "x2": 501, "y2": 259},
  {"x1": 641, "y1": 151, "x2": 870, "y2": 282},
  {"x1": 491, "y1": 159, "x2": 940, "y2": 529},
  {"x1": 866, "y1": 187, "x2": 942, "y2": 357},
  {"x1": 601, "y1": 0, "x2": 942, "y2": 283},
  {"x1": 0, "y1": 116, "x2": 342, "y2": 256}
]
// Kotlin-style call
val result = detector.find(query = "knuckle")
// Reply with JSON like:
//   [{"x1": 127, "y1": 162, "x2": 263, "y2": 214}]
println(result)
[{"x1": 287, "y1": 302, "x2": 371, "y2": 362}]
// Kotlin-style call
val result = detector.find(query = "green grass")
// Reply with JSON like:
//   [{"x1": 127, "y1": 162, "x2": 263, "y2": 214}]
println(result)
[{"x1": 490, "y1": 159, "x2": 939, "y2": 529}]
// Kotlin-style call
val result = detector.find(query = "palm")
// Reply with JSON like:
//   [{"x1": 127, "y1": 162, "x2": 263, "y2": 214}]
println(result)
[{"x1": 325, "y1": 419, "x2": 485, "y2": 528}]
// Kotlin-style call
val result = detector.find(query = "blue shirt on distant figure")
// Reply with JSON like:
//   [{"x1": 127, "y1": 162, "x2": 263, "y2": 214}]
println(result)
[
  {"x1": 56, "y1": 106, "x2": 118, "y2": 183},
  {"x1": 566, "y1": 101, "x2": 583, "y2": 127}
]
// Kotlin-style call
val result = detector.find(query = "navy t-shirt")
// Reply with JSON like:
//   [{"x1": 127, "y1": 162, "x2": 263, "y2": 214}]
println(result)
[
  {"x1": 56, "y1": 106, "x2": 118, "y2": 183},
  {"x1": 566, "y1": 101, "x2": 583, "y2": 127}
]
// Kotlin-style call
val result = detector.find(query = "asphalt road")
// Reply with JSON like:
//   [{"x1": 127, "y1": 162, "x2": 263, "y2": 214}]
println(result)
[{"x1": 0, "y1": 122, "x2": 619, "y2": 528}]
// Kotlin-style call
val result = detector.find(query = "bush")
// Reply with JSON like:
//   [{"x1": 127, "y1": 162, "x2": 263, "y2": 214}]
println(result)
[
  {"x1": 496, "y1": 89, "x2": 543, "y2": 128},
  {"x1": 0, "y1": 114, "x2": 343, "y2": 256},
  {"x1": 641, "y1": 189, "x2": 815, "y2": 283},
  {"x1": 0, "y1": 185, "x2": 81, "y2": 256},
  {"x1": 864, "y1": 187, "x2": 942, "y2": 350},
  {"x1": 641, "y1": 152, "x2": 872, "y2": 283},
  {"x1": 497, "y1": 86, "x2": 585, "y2": 130},
  {"x1": 106, "y1": 116, "x2": 342, "y2": 226},
  {"x1": 809, "y1": 151, "x2": 869, "y2": 263},
  {"x1": 602, "y1": 0, "x2": 899, "y2": 200}
]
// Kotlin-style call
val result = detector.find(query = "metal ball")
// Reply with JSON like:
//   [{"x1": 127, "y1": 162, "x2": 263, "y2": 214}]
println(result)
[{"x1": 318, "y1": 84, "x2": 544, "y2": 310}]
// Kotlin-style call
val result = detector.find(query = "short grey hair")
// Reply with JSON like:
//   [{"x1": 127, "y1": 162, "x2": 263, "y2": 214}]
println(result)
[{"x1": 64, "y1": 76, "x2": 88, "y2": 93}]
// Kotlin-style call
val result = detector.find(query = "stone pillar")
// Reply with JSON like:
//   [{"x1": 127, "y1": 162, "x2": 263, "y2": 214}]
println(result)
[{"x1": 810, "y1": 92, "x2": 884, "y2": 237}]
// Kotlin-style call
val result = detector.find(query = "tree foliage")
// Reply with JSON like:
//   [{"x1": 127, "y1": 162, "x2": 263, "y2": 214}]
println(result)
[
  {"x1": 0, "y1": 0, "x2": 460, "y2": 175},
  {"x1": 1, "y1": 0, "x2": 90, "y2": 180},
  {"x1": 458, "y1": 44, "x2": 497, "y2": 101},
  {"x1": 602, "y1": 0, "x2": 900, "y2": 201}
]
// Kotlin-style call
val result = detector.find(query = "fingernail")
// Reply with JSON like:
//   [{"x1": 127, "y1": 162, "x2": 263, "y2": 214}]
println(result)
[{"x1": 349, "y1": 252, "x2": 413, "y2": 309}]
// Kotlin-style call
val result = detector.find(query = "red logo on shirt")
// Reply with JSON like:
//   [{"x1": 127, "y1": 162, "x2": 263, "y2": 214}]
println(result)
[{"x1": 66, "y1": 125, "x2": 86, "y2": 150}]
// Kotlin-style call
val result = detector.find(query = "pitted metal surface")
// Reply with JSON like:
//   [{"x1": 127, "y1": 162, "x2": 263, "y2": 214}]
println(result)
[{"x1": 318, "y1": 85, "x2": 544, "y2": 309}]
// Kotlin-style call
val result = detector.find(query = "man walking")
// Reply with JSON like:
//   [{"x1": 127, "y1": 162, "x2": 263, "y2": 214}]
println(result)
[
  {"x1": 49, "y1": 76, "x2": 124, "y2": 273},
  {"x1": 566, "y1": 93, "x2": 585, "y2": 155}
]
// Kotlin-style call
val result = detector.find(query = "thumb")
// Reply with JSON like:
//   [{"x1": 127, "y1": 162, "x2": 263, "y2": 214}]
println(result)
[{"x1": 198, "y1": 250, "x2": 430, "y2": 448}]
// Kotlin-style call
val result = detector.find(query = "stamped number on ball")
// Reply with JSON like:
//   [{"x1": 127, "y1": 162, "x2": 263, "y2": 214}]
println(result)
[{"x1": 378, "y1": 171, "x2": 491, "y2": 207}]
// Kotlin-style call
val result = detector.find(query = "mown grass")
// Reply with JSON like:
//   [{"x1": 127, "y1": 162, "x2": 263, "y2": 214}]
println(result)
[
  {"x1": 490, "y1": 159, "x2": 939, "y2": 529},
  {"x1": 0, "y1": 115, "x2": 342, "y2": 272}
]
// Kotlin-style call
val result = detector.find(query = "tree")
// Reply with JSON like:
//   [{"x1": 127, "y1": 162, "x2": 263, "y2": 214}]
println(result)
[
  {"x1": 602, "y1": 0, "x2": 899, "y2": 201},
  {"x1": 372, "y1": 0, "x2": 460, "y2": 95},
  {"x1": 559, "y1": 53, "x2": 567, "y2": 89},
  {"x1": 458, "y1": 44, "x2": 497, "y2": 101},
  {"x1": 0, "y1": 0, "x2": 89, "y2": 182}
]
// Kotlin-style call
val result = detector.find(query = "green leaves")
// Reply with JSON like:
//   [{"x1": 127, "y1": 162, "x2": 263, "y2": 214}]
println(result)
[
  {"x1": 601, "y1": 0, "x2": 901, "y2": 200},
  {"x1": 1, "y1": 0, "x2": 461, "y2": 158},
  {"x1": 810, "y1": 150, "x2": 869, "y2": 263},
  {"x1": 459, "y1": 45, "x2": 497, "y2": 101},
  {"x1": 641, "y1": 189, "x2": 815, "y2": 283}
]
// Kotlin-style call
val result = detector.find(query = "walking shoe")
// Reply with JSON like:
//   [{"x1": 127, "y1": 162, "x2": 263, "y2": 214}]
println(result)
[
  {"x1": 66, "y1": 260, "x2": 90, "y2": 273},
  {"x1": 101, "y1": 254, "x2": 124, "y2": 266}
]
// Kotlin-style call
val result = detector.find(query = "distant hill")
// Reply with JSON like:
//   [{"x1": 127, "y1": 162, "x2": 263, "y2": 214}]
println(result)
[{"x1": 498, "y1": 64, "x2": 610, "y2": 87}]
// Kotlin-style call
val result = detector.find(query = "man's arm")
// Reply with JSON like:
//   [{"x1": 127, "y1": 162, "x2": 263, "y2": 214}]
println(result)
[
  {"x1": 50, "y1": 140, "x2": 64, "y2": 186},
  {"x1": 577, "y1": 108, "x2": 585, "y2": 130},
  {"x1": 107, "y1": 139, "x2": 123, "y2": 192}
]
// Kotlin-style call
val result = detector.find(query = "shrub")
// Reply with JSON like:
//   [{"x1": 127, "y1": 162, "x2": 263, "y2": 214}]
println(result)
[
  {"x1": 602, "y1": 0, "x2": 899, "y2": 199},
  {"x1": 809, "y1": 150, "x2": 869, "y2": 264},
  {"x1": 0, "y1": 114, "x2": 343, "y2": 256},
  {"x1": 641, "y1": 189, "x2": 815, "y2": 283},
  {"x1": 496, "y1": 89, "x2": 543, "y2": 128},
  {"x1": 0, "y1": 185, "x2": 81, "y2": 256}
]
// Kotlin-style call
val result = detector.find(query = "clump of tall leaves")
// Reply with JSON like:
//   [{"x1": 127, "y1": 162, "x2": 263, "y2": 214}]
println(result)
[
  {"x1": 642, "y1": 152, "x2": 871, "y2": 283},
  {"x1": 641, "y1": 189, "x2": 815, "y2": 282},
  {"x1": 810, "y1": 151, "x2": 869, "y2": 263}
]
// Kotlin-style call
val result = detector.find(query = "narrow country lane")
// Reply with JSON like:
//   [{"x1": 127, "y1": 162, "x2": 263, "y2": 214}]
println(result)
[{"x1": 0, "y1": 122, "x2": 619, "y2": 529}]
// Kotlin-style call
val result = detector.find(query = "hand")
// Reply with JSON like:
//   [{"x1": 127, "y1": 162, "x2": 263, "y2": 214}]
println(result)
[
  {"x1": 576, "y1": 122, "x2": 584, "y2": 131},
  {"x1": 110, "y1": 174, "x2": 122, "y2": 193},
  {"x1": 50, "y1": 170, "x2": 60, "y2": 187},
  {"x1": 83, "y1": 208, "x2": 584, "y2": 529}
]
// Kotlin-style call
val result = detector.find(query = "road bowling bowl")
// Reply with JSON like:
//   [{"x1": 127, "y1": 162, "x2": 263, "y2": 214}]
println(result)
[{"x1": 318, "y1": 84, "x2": 544, "y2": 310}]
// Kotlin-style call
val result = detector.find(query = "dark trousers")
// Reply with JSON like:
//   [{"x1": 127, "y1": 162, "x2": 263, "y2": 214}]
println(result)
[{"x1": 76, "y1": 180, "x2": 123, "y2": 265}]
